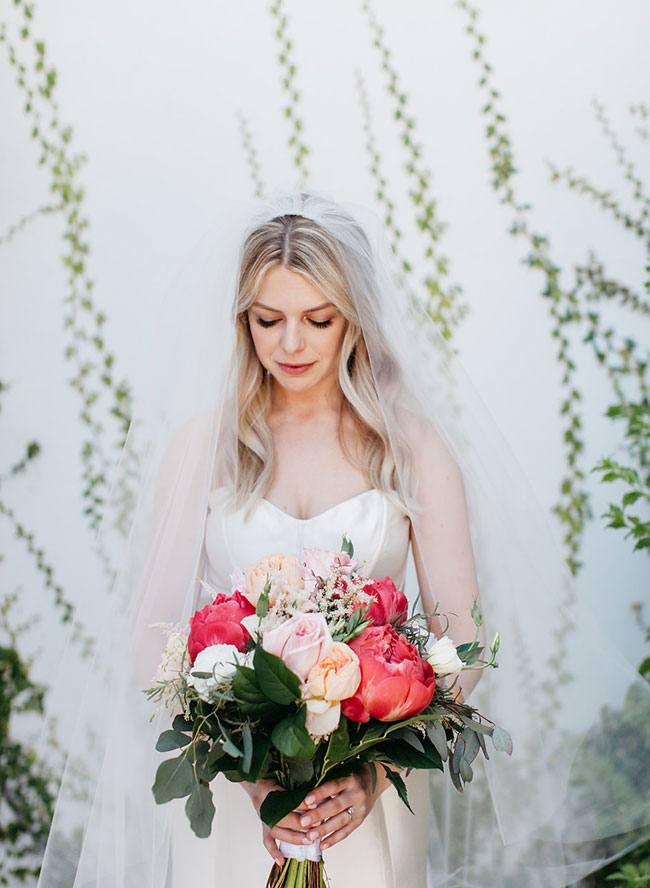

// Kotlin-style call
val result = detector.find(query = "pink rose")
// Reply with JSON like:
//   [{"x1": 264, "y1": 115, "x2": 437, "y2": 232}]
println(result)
[
  {"x1": 361, "y1": 576, "x2": 408, "y2": 627},
  {"x1": 341, "y1": 625, "x2": 435, "y2": 723},
  {"x1": 187, "y1": 591, "x2": 255, "y2": 663},
  {"x1": 303, "y1": 548, "x2": 358, "y2": 580},
  {"x1": 262, "y1": 613, "x2": 333, "y2": 681}
]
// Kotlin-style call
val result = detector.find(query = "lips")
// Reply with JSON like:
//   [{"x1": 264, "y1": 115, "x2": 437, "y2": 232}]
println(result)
[{"x1": 277, "y1": 362, "x2": 315, "y2": 375}]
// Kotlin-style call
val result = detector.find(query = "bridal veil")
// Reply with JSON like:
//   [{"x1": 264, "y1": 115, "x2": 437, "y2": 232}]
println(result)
[{"x1": 37, "y1": 191, "x2": 650, "y2": 887}]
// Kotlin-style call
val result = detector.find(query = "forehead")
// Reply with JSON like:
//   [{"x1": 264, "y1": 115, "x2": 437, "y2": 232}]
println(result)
[{"x1": 255, "y1": 265, "x2": 331, "y2": 312}]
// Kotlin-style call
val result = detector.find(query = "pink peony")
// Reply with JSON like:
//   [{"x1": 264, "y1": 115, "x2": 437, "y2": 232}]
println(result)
[
  {"x1": 361, "y1": 576, "x2": 408, "y2": 627},
  {"x1": 187, "y1": 591, "x2": 255, "y2": 663}
]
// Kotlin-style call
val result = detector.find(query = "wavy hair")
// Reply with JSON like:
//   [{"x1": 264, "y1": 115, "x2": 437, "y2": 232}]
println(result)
[{"x1": 228, "y1": 207, "x2": 413, "y2": 514}]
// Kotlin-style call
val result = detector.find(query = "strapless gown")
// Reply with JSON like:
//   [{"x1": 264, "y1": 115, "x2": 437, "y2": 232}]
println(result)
[{"x1": 169, "y1": 488, "x2": 431, "y2": 888}]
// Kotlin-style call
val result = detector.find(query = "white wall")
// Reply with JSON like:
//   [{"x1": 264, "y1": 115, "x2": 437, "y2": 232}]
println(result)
[{"x1": 1, "y1": 0, "x2": 649, "y2": 692}]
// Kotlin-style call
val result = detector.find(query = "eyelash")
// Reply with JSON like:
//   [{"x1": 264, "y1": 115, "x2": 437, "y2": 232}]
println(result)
[{"x1": 255, "y1": 318, "x2": 333, "y2": 329}]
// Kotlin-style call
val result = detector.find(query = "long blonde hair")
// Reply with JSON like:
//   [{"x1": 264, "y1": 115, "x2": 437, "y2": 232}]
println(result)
[{"x1": 230, "y1": 211, "x2": 411, "y2": 512}]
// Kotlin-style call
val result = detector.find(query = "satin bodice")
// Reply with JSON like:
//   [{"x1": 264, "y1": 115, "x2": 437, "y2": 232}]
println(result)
[{"x1": 203, "y1": 487, "x2": 411, "y2": 596}]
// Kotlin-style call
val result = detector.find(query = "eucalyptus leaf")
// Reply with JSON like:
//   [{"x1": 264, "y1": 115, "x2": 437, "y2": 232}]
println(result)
[
  {"x1": 426, "y1": 720, "x2": 449, "y2": 762},
  {"x1": 185, "y1": 782, "x2": 215, "y2": 838},
  {"x1": 152, "y1": 755, "x2": 194, "y2": 804},
  {"x1": 242, "y1": 723, "x2": 253, "y2": 774},
  {"x1": 491, "y1": 725, "x2": 513, "y2": 755},
  {"x1": 155, "y1": 729, "x2": 192, "y2": 752}
]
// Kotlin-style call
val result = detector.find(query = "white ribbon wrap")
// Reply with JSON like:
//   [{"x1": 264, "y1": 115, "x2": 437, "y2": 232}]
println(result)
[{"x1": 278, "y1": 837, "x2": 322, "y2": 862}]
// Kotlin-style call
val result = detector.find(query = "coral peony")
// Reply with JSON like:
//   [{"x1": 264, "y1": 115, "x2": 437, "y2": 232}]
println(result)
[{"x1": 341, "y1": 624, "x2": 435, "y2": 722}]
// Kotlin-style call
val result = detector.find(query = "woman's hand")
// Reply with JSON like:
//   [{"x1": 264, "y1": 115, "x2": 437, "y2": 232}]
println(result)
[
  {"x1": 291, "y1": 763, "x2": 394, "y2": 852},
  {"x1": 241, "y1": 778, "x2": 318, "y2": 867}
]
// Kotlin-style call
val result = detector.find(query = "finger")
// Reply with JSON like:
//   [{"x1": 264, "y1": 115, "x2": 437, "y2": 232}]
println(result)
[
  {"x1": 296, "y1": 795, "x2": 353, "y2": 830},
  {"x1": 275, "y1": 810, "x2": 314, "y2": 831},
  {"x1": 262, "y1": 826, "x2": 285, "y2": 867},
  {"x1": 301, "y1": 778, "x2": 355, "y2": 809},
  {"x1": 320, "y1": 820, "x2": 356, "y2": 851},
  {"x1": 270, "y1": 824, "x2": 316, "y2": 846},
  {"x1": 304, "y1": 808, "x2": 357, "y2": 843}
]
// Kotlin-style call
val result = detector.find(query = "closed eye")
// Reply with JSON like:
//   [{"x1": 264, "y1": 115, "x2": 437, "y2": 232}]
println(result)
[
  {"x1": 254, "y1": 318, "x2": 333, "y2": 329},
  {"x1": 308, "y1": 319, "x2": 333, "y2": 328}
]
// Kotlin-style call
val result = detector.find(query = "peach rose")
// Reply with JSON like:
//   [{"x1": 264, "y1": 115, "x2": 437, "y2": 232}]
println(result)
[
  {"x1": 306, "y1": 642, "x2": 361, "y2": 702},
  {"x1": 262, "y1": 613, "x2": 333, "y2": 681},
  {"x1": 244, "y1": 553, "x2": 304, "y2": 608}
]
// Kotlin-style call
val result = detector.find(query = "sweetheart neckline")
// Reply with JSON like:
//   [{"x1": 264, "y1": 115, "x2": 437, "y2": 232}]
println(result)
[{"x1": 260, "y1": 488, "x2": 379, "y2": 522}]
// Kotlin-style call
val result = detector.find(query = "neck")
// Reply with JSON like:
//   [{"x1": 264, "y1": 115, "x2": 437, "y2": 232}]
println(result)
[{"x1": 270, "y1": 374, "x2": 342, "y2": 417}]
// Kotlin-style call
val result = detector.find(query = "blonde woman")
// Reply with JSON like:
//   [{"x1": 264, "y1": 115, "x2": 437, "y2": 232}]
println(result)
[{"x1": 37, "y1": 192, "x2": 650, "y2": 888}]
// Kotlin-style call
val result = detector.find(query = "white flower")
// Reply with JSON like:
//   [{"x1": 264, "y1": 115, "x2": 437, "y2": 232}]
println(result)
[
  {"x1": 186, "y1": 644, "x2": 251, "y2": 702},
  {"x1": 304, "y1": 698, "x2": 341, "y2": 737},
  {"x1": 241, "y1": 613, "x2": 262, "y2": 642},
  {"x1": 154, "y1": 629, "x2": 188, "y2": 684},
  {"x1": 425, "y1": 635, "x2": 464, "y2": 677}
]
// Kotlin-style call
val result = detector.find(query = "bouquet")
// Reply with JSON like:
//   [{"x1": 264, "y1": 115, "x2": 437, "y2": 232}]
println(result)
[{"x1": 146, "y1": 539, "x2": 511, "y2": 888}]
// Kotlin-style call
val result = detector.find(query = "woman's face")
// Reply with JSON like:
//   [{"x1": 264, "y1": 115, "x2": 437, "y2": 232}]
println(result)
[{"x1": 247, "y1": 265, "x2": 347, "y2": 396}]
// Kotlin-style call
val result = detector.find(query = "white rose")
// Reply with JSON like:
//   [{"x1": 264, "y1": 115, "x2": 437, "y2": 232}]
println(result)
[
  {"x1": 186, "y1": 644, "x2": 251, "y2": 702},
  {"x1": 304, "y1": 698, "x2": 341, "y2": 737},
  {"x1": 425, "y1": 635, "x2": 464, "y2": 676},
  {"x1": 241, "y1": 613, "x2": 262, "y2": 642}
]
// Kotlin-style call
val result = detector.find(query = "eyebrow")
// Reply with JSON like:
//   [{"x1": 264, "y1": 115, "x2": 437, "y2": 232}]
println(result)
[{"x1": 251, "y1": 301, "x2": 333, "y2": 313}]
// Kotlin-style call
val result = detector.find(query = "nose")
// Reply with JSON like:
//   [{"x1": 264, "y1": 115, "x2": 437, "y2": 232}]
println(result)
[{"x1": 280, "y1": 320, "x2": 305, "y2": 355}]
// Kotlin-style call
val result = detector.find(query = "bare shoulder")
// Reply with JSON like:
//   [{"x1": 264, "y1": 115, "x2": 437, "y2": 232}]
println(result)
[{"x1": 398, "y1": 407, "x2": 459, "y2": 475}]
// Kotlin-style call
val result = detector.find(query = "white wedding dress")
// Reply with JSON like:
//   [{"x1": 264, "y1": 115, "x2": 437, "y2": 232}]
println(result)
[{"x1": 168, "y1": 487, "x2": 431, "y2": 888}]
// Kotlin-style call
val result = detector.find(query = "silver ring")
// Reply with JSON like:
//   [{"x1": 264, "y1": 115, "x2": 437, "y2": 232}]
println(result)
[{"x1": 347, "y1": 805, "x2": 355, "y2": 819}]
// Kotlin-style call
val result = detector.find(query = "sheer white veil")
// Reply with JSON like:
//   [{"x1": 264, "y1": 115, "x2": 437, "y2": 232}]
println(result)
[{"x1": 37, "y1": 190, "x2": 650, "y2": 888}]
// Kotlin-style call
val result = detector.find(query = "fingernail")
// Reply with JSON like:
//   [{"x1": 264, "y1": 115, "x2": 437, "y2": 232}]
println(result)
[
  {"x1": 321, "y1": 843, "x2": 329, "y2": 850},
  {"x1": 275, "y1": 858, "x2": 283, "y2": 867},
  {"x1": 305, "y1": 795, "x2": 315, "y2": 805},
  {"x1": 302, "y1": 836, "x2": 312, "y2": 844},
  {"x1": 300, "y1": 816, "x2": 310, "y2": 827},
  {"x1": 308, "y1": 830, "x2": 319, "y2": 840}
]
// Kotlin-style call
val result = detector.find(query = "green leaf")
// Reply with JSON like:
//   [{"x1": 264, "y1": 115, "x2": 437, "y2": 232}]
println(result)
[
  {"x1": 378, "y1": 739, "x2": 442, "y2": 771},
  {"x1": 152, "y1": 755, "x2": 195, "y2": 804},
  {"x1": 256, "y1": 578, "x2": 270, "y2": 617},
  {"x1": 254, "y1": 646, "x2": 301, "y2": 705},
  {"x1": 491, "y1": 725, "x2": 513, "y2": 755},
  {"x1": 285, "y1": 755, "x2": 314, "y2": 788},
  {"x1": 271, "y1": 707, "x2": 316, "y2": 757},
  {"x1": 232, "y1": 665, "x2": 284, "y2": 720},
  {"x1": 456, "y1": 641, "x2": 483, "y2": 665},
  {"x1": 242, "y1": 723, "x2": 253, "y2": 774},
  {"x1": 341, "y1": 534, "x2": 354, "y2": 558},
  {"x1": 426, "y1": 720, "x2": 449, "y2": 762},
  {"x1": 368, "y1": 761, "x2": 377, "y2": 794},
  {"x1": 382, "y1": 768, "x2": 413, "y2": 813},
  {"x1": 323, "y1": 718, "x2": 350, "y2": 770},
  {"x1": 155, "y1": 730, "x2": 192, "y2": 752},
  {"x1": 185, "y1": 782, "x2": 215, "y2": 838},
  {"x1": 622, "y1": 490, "x2": 642, "y2": 507},
  {"x1": 260, "y1": 786, "x2": 311, "y2": 829},
  {"x1": 172, "y1": 713, "x2": 193, "y2": 732}
]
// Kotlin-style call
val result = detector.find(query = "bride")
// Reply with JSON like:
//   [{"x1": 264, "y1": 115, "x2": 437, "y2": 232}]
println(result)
[{"x1": 37, "y1": 192, "x2": 650, "y2": 888}]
